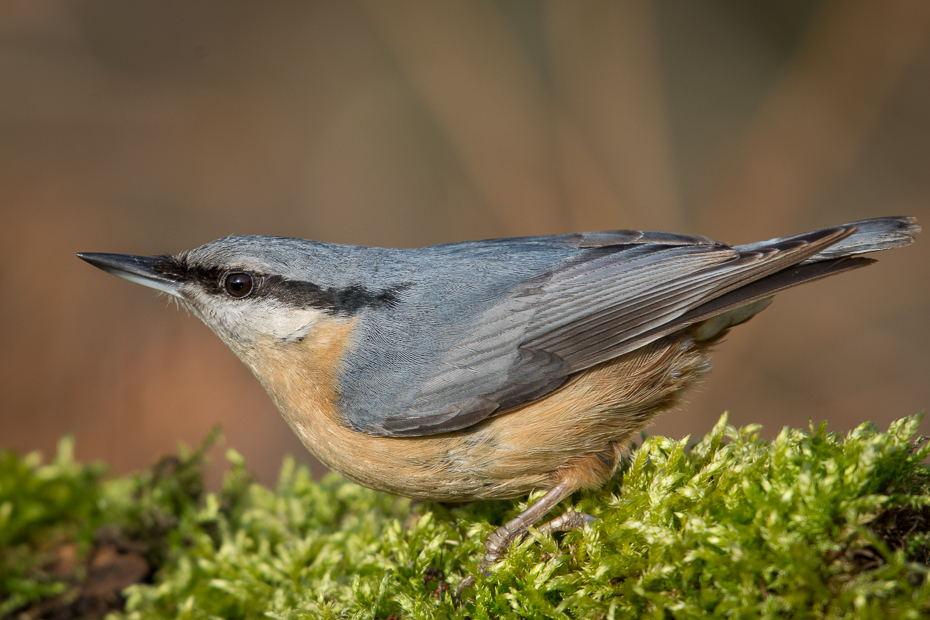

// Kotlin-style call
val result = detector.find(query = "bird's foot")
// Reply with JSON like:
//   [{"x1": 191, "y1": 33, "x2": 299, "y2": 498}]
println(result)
[
  {"x1": 537, "y1": 510, "x2": 597, "y2": 534},
  {"x1": 455, "y1": 508, "x2": 596, "y2": 599}
]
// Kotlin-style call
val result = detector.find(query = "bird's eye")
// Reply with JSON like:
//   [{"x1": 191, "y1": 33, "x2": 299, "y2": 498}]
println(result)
[{"x1": 224, "y1": 272, "x2": 254, "y2": 298}]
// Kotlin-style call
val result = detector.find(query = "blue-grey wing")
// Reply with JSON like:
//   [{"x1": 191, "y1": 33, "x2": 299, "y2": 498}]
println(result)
[{"x1": 339, "y1": 225, "x2": 856, "y2": 437}]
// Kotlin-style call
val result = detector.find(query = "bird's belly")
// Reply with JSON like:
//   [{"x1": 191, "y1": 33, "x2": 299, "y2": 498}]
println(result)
[{"x1": 243, "y1": 320, "x2": 711, "y2": 501}]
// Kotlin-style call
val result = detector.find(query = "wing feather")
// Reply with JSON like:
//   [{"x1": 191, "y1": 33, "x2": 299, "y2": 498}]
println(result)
[{"x1": 342, "y1": 221, "x2": 908, "y2": 438}]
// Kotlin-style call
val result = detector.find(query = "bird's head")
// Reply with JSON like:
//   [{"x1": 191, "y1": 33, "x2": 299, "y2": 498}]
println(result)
[{"x1": 77, "y1": 236, "x2": 381, "y2": 354}]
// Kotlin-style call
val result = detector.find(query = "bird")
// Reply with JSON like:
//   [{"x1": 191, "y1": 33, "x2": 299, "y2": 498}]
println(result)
[{"x1": 78, "y1": 216, "x2": 918, "y2": 578}]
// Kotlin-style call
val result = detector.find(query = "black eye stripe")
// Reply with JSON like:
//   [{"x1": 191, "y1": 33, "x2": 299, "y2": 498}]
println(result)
[
  {"x1": 153, "y1": 255, "x2": 406, "y2": 314},
  {"x1": 261, "y1": 276, "x2": 407, "y2": 314}
]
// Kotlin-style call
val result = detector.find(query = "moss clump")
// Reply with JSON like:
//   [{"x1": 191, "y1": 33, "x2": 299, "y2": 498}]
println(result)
[
  {"x1": 1, "y1": 415, "x2": 929, "y2": 619},
  {"x1": 0, "y1": 437, "x2": 105, "y2": 616}
]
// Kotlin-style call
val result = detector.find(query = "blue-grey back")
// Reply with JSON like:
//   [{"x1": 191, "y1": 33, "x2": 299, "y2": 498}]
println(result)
[{"x1": 186, "y1": 218, "x2": 917, "y2": 438}]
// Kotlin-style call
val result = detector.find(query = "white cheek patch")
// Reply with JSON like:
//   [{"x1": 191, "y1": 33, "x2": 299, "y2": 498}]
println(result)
[
  {"x1": 260, "y1": 306, "x2": 327, "y2": 342},
  {"x1": 192, "y1": 292, "x2": 327, "y2": 344}
]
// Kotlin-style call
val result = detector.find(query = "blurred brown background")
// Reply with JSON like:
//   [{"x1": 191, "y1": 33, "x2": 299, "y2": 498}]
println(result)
[{"x1": 2, "y1": 0, "x2": 928, "y2": 488}]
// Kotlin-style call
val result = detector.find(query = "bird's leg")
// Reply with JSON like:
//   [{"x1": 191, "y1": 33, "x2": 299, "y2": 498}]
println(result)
[
  {"x1": 480, "y1": 477, "x2": 578, "y2": 571},
  {"x1": 456, "y1": 476, "x2": 596, "y2": 598}
]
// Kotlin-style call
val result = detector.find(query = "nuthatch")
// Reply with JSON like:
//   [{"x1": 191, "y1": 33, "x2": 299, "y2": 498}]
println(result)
[{"x1": 79, "y1": 216, "x2": 918, "y2": 576}]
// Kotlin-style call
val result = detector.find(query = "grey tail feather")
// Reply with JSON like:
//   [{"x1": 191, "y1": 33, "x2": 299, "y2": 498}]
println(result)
[
  {"x1": 622, "y1": 216, "x2": 919, "y2": 353},
  {"x1": 733, "y1": 216, "x2": 919, "y2": 263},
  {"x1": 802, "y1": 216, "x2": 920, "y2": 263}
]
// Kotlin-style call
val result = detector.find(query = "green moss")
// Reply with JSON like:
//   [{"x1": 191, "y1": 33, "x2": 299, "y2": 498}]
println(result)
[
  {"x1": 2, "y1": 415, "x2": 929, "y2": 619},
  {"x1": 0, "y1": 437, "x2": 105, "y2": 616}
]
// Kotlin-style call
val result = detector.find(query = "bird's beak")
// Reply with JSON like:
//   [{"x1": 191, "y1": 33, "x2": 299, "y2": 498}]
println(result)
[{"x1": 77, "y1": 253, "x2": 182, "y2": 296}]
